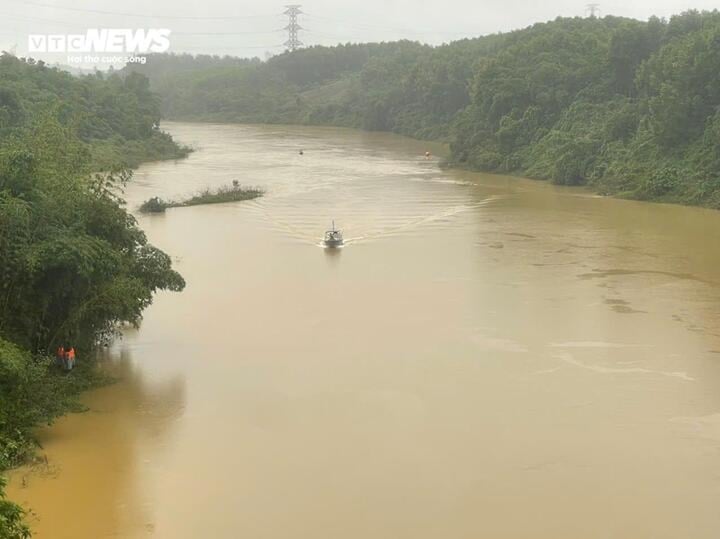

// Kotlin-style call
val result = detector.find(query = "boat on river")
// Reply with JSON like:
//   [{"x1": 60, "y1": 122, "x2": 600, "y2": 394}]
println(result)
[{"x1": 324, "y1": 221, "x2": 344, "y2": 248}]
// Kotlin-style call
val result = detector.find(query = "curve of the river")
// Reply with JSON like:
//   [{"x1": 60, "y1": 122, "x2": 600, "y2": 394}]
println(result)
[{"x1": 8, "y1": 122, "x2": 720, "y2": 538}]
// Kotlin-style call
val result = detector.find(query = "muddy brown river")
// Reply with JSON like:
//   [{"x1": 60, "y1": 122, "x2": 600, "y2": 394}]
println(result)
[{"x1": 8, "y1": 122, "x2": 720, "y2": 538}]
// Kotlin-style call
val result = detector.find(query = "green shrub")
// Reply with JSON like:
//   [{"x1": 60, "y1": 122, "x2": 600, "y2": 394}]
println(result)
[
  {"x1": 0, "y1": 476, "x2": 29, "y2": 539},
  {"x1": 139, "y1": 196, "x2": 170, "y2": 213}
]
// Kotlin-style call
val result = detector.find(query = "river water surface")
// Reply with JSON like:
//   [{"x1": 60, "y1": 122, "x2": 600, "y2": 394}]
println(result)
[{"x1": 8, "y1": 122, "x2": 720, "y2": 538}]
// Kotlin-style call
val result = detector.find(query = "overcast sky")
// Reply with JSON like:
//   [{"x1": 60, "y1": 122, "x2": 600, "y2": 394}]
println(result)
[{"x1": 2, "y1": 0, "x2": 719, "y2": 65}]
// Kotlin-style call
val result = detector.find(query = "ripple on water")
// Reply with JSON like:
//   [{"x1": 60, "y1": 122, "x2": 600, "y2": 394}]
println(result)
[{"x1": 553, "y1": 352, "x2": 695, "y2": 381}]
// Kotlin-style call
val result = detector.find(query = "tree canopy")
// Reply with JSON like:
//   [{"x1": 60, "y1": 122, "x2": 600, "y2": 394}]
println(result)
[
  {"x1": 128, "y1": 10, "x2": 720, "y2": 207},
  {"x1": 0, "y1": 54, "x2": 187, "y2": 537}
]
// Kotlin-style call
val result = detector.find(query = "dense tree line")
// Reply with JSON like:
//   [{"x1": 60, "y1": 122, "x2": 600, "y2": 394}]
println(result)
[
  {"x1": 0, "y1": 54, "x2": 187, "y2": 537},
  {"x1": 0, "y1": 54, "x2": 189, "y2": 168},
  {"x1": 129, "y1": 10, "x2": 720, "y2": 207}
]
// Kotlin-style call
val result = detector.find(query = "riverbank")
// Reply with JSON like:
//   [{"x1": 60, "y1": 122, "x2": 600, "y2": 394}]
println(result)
[
  {"x1": 126, "y1": 12, "x2": 720, "y2": 210},
  {"x1": 155, "y1": 115, "x2": 720, "y2": 211},
  {"x1": 9, "y1": 122, "x2": 720, "y2": 538},
  {"x1": 0, "y1": 117, "x2": 189, "y2": 539},
  {"x1": 0, "y1": 340, "x2": 115, "y2": 537},
  {"x1": 0, "y1": 54, "x2": 197, "y2": 537},
  {"x1": 90, "y1": 130, "x2": 192, "y2": 170}
]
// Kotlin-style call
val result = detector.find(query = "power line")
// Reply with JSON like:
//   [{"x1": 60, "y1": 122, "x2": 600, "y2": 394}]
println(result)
[
  {"x1": 303, "y1": 29, "x2": 346, "y2": 40},
  {"x1": 284, "y1": 4, "x2": 303, "y2": 52},
  {"x1": 7, "y1": 0, "x2": 279, "y2": 21},
  {"x1": 2, "y1": 2, "x2": 475, "y2": 46},
  {"x1": 0, "y1": 11, "x2": 81, "y2": 28},
  {"x1": 114, "y1": 43, "x2": 286, "y2": 54},
  {"x1": 168, "y1": 44, "x2": 285, "y2": 53},
  {"x1": 0, "y1": 11, "x2": 283, "y2": 35},
  {"x1": 173, "y1": 30, "x2": 283, "y2": 36},
  {"x1": 1, "y1": 3, "x2": 484, "y2": 56},
  {"x1": 304, "y1": 12, "x2": 476, "y2": 37}
]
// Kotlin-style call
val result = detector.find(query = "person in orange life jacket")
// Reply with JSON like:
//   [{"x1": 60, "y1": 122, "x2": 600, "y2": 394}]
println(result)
[{"x1": 66, "y1": 347, "x2": 76, "y2": 370}]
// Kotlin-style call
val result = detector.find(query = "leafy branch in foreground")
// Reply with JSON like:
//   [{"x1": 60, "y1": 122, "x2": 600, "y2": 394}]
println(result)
[
  {"x1": 0, "y1": 476, "x2": 29, "y2": 539},
  {"x1": 139, "y1": 181, "x2": 263, "y2": 213}
]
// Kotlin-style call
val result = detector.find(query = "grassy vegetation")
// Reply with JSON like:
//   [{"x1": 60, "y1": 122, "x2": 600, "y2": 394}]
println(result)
[{"x1": 139, "y1": 182, "x2": 263, "y2": 213}]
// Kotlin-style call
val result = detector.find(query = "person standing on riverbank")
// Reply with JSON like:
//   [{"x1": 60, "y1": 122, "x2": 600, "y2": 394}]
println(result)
[{"x1": 60, "y1": 347, "x2": 76, "y2": 371}]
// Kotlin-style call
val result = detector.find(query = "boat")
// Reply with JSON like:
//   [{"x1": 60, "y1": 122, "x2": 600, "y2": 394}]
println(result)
[{"x1": 323, "y1": 221, "x2": 344, "y2": 248}]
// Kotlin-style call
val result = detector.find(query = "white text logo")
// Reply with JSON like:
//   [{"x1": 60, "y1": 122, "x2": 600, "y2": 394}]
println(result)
[{"x1": 28, "y1": 29, "x2": 171, "y2": 54}]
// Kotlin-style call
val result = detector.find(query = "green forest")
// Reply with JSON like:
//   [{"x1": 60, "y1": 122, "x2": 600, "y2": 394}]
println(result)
[
  {"x1": 0, "y1": 54, "x2": 187, "y2": 537},
  {"x1": 128, "y1": 10, "x2": 720, "y2": 208},
  {"x1": 4, "y1": 9, "x2": 720, "y2": 536}
]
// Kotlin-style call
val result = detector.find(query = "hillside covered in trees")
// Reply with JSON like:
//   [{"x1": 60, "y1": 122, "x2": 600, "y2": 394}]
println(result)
[
  {"x1": 0, "y1": 54, "x2": 190, "y2": 168},
  {"x1": 128, "y1": 10, "x2": 720, "y2": 208},
  {"x1": 0, "y1": 54, "x2": 187, "y2": 537}
]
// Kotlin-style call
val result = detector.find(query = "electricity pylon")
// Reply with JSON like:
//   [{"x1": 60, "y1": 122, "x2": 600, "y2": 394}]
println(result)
[{"x1": 284, "y1": 5, "x2": 303, "y2": 52}]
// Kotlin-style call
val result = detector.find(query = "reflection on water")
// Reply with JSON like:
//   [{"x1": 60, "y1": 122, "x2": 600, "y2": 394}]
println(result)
[
  {"x1": 8, "y1": 122, "x2": 720, "y2": 538},
  {"x1": 322, "y1": 246, "x2": 343, "y2": 267},
  {"x1": 7, "y1": 348, "x2": 185, "y2": 538}
]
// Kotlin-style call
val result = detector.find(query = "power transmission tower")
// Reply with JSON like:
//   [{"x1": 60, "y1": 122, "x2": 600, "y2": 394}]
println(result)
[
  {"x1": 284, "y1": 4, "x2": 303, "y2": 52},
  {"x1": 586, "y1": 3, "x2": 600, "y2": 17}
]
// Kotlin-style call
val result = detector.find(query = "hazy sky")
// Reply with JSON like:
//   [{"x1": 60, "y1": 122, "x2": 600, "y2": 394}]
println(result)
[{"x1": 2, "y1": 0, "x2": 719, "y2": 64}]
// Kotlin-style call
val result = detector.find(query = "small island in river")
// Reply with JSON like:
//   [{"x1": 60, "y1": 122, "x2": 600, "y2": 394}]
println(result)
[{"x1": 140, "y1": 181, "x2": 263, "y2": 213}]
